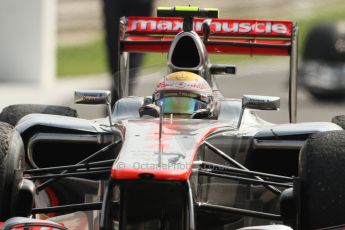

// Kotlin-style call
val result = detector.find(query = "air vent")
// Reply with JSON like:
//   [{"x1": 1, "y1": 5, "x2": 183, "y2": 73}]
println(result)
[{"x1": 171, "y1": 36, "x2": 200, "y2": 68}]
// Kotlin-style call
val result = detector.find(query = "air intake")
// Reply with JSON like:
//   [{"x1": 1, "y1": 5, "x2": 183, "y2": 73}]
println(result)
[{"x1": 171, "y1": 35, "x2": 200, "y2": 68}]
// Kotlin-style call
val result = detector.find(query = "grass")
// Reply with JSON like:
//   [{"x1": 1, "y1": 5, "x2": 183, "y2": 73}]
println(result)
[
  {"x1": 298, "y1": 5, "x2": 345, "y2": 50},
  {"x1": 57, "y1": 37, "x2": 107, "y2": 77},
  {"x1": 57, "y1": 4, "x2": 345, "y2": 77}
]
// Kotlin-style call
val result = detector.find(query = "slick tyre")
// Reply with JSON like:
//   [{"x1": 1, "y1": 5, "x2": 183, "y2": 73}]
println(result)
[
  {"x1": 332, "y1": 115, "x2": 345, "y2": 129},
  {"x1": 0, "y1": 122, "x2": 25, "y2": 221},
  {"x1": 0, "y1": 104, "x2": 78, "y2": 126},
  {"x1": 299, "y1": 130, "x2": 345, "y2": 229}
]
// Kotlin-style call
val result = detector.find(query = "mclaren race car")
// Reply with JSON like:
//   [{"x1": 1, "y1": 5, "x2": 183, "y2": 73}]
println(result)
[{"x1": 1, "y1": 6, "x2": 345, "y2": 230}]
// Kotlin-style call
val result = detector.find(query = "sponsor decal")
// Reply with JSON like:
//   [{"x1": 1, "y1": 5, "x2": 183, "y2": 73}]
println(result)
[
  {"x1": 156, "y1": 81, "x2": 208, "y2": 91},
  {"x1": 127, "y1": 17, "x2": 292, "y2": 37},
  {"x1": 155, "y1": 72, "x2": 211, "y2": 92}
]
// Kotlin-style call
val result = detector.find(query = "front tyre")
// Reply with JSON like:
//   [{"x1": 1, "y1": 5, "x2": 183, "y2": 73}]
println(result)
[
  {"x1": 299, "y1": 130, "x2": 345, "y2": 229},
  {"x1": 0, "y1": 122, "x2": 25, "y2": 221},
  {"x1": 0, "y1": 104, "x2": 78, "y2": 126},
  {"x1": 332, "y1": 115, "x2": 345, "y2": 129}
]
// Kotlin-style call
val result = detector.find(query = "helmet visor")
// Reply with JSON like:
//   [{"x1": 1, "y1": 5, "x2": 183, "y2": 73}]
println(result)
[{"x1": 157, "y1": 97, "x2": 207, "y2": 115}]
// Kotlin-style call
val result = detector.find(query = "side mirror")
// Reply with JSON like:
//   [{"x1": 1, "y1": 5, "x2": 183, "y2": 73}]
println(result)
[
  {"x1": 242, "y1": 95, "x2": 280, "y2": 111},
  {"x1": 139, "y1": 104, "x2": 160, "y2": 118},
  {"x1": 74, "y1": 90, "x2": 111, "y2": 105},
  {"x1": 210, "y1": 64, "x2": 236, "y2": 75},
  {"x1": 3, "y1": 217, "x2": 67, "y2": 230},
  {"x1": 237, "y1": 95, "x2": 280, "y2": 129},
  {"x1": 191, "y1": 109, "x2": 211, "y2": 119},
  {"x1": 75, "y1": 90, "x2": 113, "y2": 126}
]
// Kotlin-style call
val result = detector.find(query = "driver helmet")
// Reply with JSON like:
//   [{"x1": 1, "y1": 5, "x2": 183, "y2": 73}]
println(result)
[{"x1": 153, "y1": 71, "x2": 214, "y2": 117}]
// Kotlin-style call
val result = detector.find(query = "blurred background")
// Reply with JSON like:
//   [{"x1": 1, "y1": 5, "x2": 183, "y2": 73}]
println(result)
[{"x1": 1, "y1": 0, "x2": 345, "y2": 123}]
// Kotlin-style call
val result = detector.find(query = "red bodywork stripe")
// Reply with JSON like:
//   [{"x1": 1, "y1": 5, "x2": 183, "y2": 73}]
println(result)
[
  {"x1": 111, "y1": 127, "x2": 218, "y2": 181},
  {"x1": 112, "y1": 169, "x2": 190, "y2": 181},
  {"x1": 122, "y1": 41, "x2": 290, "y2": 55},
  {"x1": 122, "y1": 36, "x2": 291, "y2": 56},
  {"x1": 45, "y1": 187, "x2": 59, "y2": 217},
  {"x1": 122, "y1": 43, "x2": 290, "y2": 55}
]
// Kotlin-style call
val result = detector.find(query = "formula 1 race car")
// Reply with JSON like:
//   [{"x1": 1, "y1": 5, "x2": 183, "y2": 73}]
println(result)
[{"x1": 1, "y1": 6, "x2": 345, "y2": 230}]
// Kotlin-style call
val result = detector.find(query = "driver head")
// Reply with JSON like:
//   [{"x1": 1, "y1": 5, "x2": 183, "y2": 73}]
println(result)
[{"x1": 153, "y1": 71, "x2": 214, "y2": 118}]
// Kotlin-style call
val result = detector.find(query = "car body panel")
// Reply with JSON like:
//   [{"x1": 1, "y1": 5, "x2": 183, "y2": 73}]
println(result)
[
  {"x1": 16, "y1": 114, "x2": 103, "y2": 134},
  {"x1": 112, "y1": 119, "x2": 226, "y2": 180}
]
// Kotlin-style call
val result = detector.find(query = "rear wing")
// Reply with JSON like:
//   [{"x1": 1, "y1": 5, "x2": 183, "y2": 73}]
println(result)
[
  {"x1": 119, "y1": 16, "x2": 298, "y2": 123},
  {"x1": 122, "y1": 17, "x2": 294, "y2": 56}
]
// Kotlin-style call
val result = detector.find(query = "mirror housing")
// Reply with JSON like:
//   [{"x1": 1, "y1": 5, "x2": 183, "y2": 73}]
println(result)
[
  {"x1": 74, "y1": 90, "x2": 111, "y2": 105},
  {"x1": 75, "y1": 90, "x2": 114, "y2": 126},
  {"x1": 237, "y1": 95, "x2": 280, "y2": 129},
  {"x1": 139, "y1": 104, "x2": 160, "y2": 118},
  {"x1": 242, "y1": 95, "x2": 280, "y2": 111},
  {"x1": 191, "y1": 109, "x2": 211, "y2": 119},
  {"x1": 210, "y1": 64, "x2": 236, "y2": 75}
]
